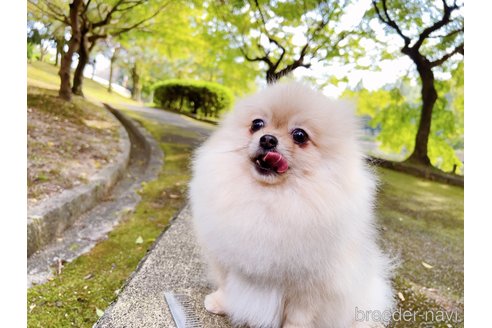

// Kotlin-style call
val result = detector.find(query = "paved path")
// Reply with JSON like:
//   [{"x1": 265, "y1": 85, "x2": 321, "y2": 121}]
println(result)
[{"x1": 121, "y1": 104, "x2": 215, "y2": 138}]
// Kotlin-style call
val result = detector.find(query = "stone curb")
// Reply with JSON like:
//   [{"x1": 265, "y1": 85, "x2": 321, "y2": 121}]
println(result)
[
  {"x1": 367, "y1": 156, "x2": 464, "y2": 187},
  {"x1": 27, "y1": 107, "x2": 131, "y2": 257},
  {"x1": 103, "y1": 104, "x2": 164, "y2": 186}
]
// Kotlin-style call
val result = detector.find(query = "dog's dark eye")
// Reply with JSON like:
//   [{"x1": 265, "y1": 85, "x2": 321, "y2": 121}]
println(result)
[
  {"x1": 251, "y1": 119, "x2": 265, "y2": 132},
  {"x1": 292, "y1": 128, "x2": 309, "y2": 144}
]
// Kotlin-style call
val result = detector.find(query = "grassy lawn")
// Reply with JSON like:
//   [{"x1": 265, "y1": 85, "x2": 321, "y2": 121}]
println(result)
[
  {"x1": 28, "y1": 86, "x2": 120, "y2": 205},
  {"x1": 27, "y1": 61, "x2": 139, "y2": 107},
  {"x1": 27, "y1": 113, "x2": 202, "y2": 327},
  {"x1": 377, "y1": 168, "x2": 464, "y2": 327}
]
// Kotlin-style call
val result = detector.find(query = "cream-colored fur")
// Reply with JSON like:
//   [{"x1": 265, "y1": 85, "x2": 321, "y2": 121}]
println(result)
[{"x1": 189, "y1": 83, "x2": 394, "y2": 328}]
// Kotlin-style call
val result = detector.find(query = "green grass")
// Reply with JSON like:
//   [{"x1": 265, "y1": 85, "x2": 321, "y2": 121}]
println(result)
[
  {"x1": 27, "y1": 61, "x2": 139, "y2": 107},
  {"x1": 377, "y1": 168, "x2": 464, "y2": 327},
  {"x1": 28, "y1": 86, "x2": 104, "y2": 125},
  {"x1": 27, "y1": 113, "x2": 201, "y2": 328}
]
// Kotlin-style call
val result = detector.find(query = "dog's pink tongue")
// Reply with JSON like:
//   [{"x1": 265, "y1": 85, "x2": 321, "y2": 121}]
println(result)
[{"x1": 263, "y1": 152, "x2": 289, "y2": 173}]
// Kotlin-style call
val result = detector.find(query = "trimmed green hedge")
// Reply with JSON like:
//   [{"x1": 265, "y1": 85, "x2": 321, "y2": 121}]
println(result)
[{"x1": 153, "y1": 79, "x2": 233, "y2": 118}]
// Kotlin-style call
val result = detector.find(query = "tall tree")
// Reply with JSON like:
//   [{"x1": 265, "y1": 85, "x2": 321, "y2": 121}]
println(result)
[
  {"x1": 212, "y1": 0, "x2": 351, "y2": 83},
  {"x1": 71, "y1": 0, "x2": 169, "y2": 96},
  {"x1": 28, "y1": 0, "x2": 84, "y2": 100},
  {"x1": 371, "y1": 0, "x2": 464, "y2": 167},
  {"x1": 28, "y1": 0, "x2": 169, "y2": 98},
  {"x1": 108, "y1": 43, "x2": 122, "y2": 93},
  {"x1": 130, "y1": 61, "x2": 141, "y2": 100},
  {"x1": 51, "y1": 23, "x2": 67, "y2": 67},
  {"x1": 26, "y1": 24, "x2": 51, "y2": 62},
  {"x1": 59, "y1": 0, "x2": 83, "y2": 101},
  {"x1": 28, "y1": 7, "x2": 66, "y2": 66},
  {"x1": 342, "y1": 67, "x2": 464, "y2": 173}
]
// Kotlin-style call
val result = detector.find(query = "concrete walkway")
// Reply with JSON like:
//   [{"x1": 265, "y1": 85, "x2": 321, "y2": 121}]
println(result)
[
  {"x1": 121, "y1": 104, "x2": 214, "y2": 138},
  {"x1": 95, "y1": 206, "x2": 231, "y2": 327}
]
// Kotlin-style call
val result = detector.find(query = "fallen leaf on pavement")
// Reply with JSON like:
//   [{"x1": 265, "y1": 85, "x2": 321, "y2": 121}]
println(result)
[
  {"x1": 422, "y1": 261, "x2": 433, "y2": 269},
  {"x1": 397, "y1": 292, "x2": 405, "y2": 301},
  {"x1": 96, "y1": 308, "x2": 104, "y2": 318}
]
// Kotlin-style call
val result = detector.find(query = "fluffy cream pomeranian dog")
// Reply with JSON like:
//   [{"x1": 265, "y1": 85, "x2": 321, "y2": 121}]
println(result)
[{"x1": 189, "y1": 83, "x2": 394, "y2": 328}]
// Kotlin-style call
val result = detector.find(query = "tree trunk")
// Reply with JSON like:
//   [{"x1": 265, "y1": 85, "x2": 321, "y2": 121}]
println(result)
[
  {"x1": 131, "y1": 62, "x2": 141, "y2": 102},
  {"x1": 54, "y1": 39, "x2": 63, "y2": 67},
  {"x1": 58, "y1": 0, "x2": 82, "y2": 101},
  {"x1": 406, "y1": 63, "x2": 437, "y2": 166},
  {"x1": 266, "y1": 70, "x2": 282, "y2": 84},
  {"x1": 108, "y1": 47, "x2": 120, "y2": 93},
  {"x1": 72, "y1": 29, "x2": 90, "y2": 96},
  {"x1": 39, "y1": 45, "x2": 47, "y2": 62},
  {"x1": 108, "y1": 62, "x2": 114, "y2": 93},
  {"x1": 266, "y1": 64, "x2": 302, "y2": 84}
]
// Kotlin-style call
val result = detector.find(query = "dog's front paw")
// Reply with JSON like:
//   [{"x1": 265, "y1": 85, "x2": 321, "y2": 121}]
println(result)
[{"x1": 204, "y1": 290, "x2": 226, "y2": 315}]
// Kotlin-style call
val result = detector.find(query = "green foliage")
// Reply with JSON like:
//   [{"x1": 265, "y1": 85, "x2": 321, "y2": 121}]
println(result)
[
  {"x1": 210, "y1": 0, "x2": 354, "y2": 80},
  {"x1": 153, "y1": 79, "x2": 234, "y2": 118},
  {"x1": 345, "y1": 86, "x2": 420, "y2": 157},
  {"x1": 363, "y1": 0, "x2": 464, "y2": 169},
  {"x1": 343, "y1": 74, "x2": 463, "y2": 173},
  {"x1": 368, "y1": 0, "x2": 464, "y2": 64},
  {"x1": 110, "y1": 1, "x2": 260, "y2": 99},
  {"x1": 26, "y1": 20, "x2": 54, "y2": 61},
  {"x1": 428, "y1": 62, "x2": 464, "y2": 171},
  {"x1": 27, "y1": 42, "x2": 36, "y2": 60},
  {"x1": 27, "y1": 27, "x2": 43, "y2": 45}
]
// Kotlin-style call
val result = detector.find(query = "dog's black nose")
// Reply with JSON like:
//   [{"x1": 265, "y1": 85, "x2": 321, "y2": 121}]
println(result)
[{"x1": 259, "y1": 134, "x2": 278, "y2": 150}]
